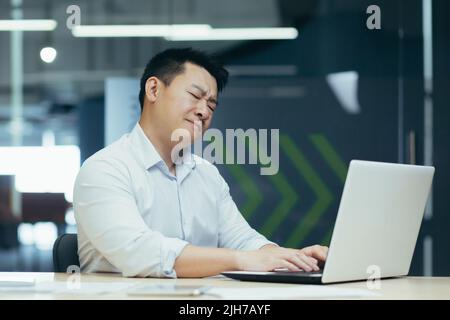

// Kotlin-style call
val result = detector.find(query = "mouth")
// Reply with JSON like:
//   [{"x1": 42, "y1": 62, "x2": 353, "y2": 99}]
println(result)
[{"x1": 185, "y1": 119, "x2": 203, "y2": 130}]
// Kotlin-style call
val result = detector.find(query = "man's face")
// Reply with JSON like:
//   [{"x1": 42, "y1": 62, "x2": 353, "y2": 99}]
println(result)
[{"x1": 150, "y1": 62, "x2": 218, "y2": 144}]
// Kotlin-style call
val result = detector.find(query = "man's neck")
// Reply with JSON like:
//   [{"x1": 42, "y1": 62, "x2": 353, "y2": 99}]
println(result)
[{"x1": 138, "y1": 119, "x2": 176, "y2": 175}]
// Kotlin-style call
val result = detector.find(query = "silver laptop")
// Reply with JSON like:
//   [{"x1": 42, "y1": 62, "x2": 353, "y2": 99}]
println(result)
[{"x1": 222, "y1": 160, "x2": 435, "y2": 284}]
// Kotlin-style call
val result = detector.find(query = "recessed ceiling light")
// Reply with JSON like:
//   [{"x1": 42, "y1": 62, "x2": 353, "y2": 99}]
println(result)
[{"x1": 40, "y1": 47, "x2": 57, "y2": 63}]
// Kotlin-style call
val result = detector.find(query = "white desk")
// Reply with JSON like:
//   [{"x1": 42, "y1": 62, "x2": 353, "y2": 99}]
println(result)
[{"x1": 0, "y1": 272, "x2": 449, "y2": 300}]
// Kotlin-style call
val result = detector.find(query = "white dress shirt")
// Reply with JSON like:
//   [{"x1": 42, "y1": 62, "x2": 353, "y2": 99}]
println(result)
[{"x1": 73, "y1": 123, "x2": 275, "y2": 278}]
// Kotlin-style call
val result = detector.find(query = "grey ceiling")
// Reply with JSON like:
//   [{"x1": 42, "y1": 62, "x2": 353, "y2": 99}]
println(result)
[{"x1": 0, "y1": 0, "x2": 285, "y2": 145}]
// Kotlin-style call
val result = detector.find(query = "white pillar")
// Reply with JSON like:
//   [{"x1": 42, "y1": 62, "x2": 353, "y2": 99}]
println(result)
[
  {"x1": 422, "y1": 0, "x2": 434, "y2": 276},
  {"x1": 10, "y1": 0, "x2": 23, "y2": 219}
]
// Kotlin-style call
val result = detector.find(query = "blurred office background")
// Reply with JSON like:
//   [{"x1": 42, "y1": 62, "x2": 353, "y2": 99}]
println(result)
[{"x1": 0, "y1": 0, "x2": 448, "y2": 275}]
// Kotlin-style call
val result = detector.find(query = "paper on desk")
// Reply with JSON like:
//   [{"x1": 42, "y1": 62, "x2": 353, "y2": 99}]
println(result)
[
  {"x1": 0, "y1": 281, "x2": 136, "y2": 295},
  {"x1": 207, "y1": 285, "x2": 381, "y2": 299}
]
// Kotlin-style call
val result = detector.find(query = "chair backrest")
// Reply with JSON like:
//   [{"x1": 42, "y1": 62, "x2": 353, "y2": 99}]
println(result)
[{"x1": 53, "y1": 233, "x2": 80, "y2": 272}]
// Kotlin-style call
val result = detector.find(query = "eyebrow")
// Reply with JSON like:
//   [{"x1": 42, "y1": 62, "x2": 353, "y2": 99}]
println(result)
[{"x1": 191, "y1": 84, "x2": 218, "y2": 105}]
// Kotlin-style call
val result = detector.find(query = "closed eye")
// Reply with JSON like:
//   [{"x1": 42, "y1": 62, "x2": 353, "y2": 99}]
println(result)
[
  {"x1": 188, "y1": 92, "x2": 200, "y2": 100},
  {"x1": 189, "y1": 91, "x2": 216, "y2": 112}
]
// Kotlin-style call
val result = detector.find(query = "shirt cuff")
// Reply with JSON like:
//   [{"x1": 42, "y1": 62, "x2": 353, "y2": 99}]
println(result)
[{"x1": 159, "y1": 237, "x2": 189, "y2": 278}]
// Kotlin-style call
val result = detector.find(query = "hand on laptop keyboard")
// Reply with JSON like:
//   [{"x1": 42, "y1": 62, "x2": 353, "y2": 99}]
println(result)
[{"x1": 237, "y1": 245, "x2": 328, "y2": 272}]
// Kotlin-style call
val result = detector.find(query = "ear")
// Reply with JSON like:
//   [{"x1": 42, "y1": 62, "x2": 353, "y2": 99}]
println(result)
[{"x1": 145, "y1": 77, "x2": 159, "y2": 103}]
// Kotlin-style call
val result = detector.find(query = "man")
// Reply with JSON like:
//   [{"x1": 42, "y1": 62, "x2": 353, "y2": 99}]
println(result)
[{"x1": 74, "y1": 48, "x2": 328, "y2": 278}]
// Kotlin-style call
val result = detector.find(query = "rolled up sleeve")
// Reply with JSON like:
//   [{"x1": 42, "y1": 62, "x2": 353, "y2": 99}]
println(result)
[
  {"x1": 74, "y1": 159, "x2": 188, "y2": 278},
  {"x1": 216, "y1": 171, "x2": 277, "y2": 251}
]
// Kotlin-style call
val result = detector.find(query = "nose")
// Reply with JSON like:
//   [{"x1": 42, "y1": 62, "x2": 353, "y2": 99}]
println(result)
[{"x1": 195, "y1": 100, "x2": 209, "y2": 121}]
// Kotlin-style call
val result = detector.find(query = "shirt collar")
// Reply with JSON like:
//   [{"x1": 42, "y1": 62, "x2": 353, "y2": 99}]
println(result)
[
  {"x1": 130, "y1": 122, "x2": 197, "y2": 173},
  {"x1": 130, "y1": 123, "x2": 163, "y2": 170}
]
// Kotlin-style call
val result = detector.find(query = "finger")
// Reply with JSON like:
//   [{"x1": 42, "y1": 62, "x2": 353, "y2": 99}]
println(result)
[
  {"x1": 302, "y1": 245, "x2": 328, "y2": 261},
  {"x1": 317, "y1": 246, "x2": 329, "y2": 260},
  {"x1": 278, "y1": 260, "x2": 302, "y2": 272},
  {"x1": 297, "y1": 253, "x2": 320, "y2": 271},
  {"x1": 296, "y1": 248, "x2": 321, "y2": 264},
  {"x1": 307, "y1": 256, "x2": 319, "y2": 265},
  {"x1": 287, "y1": 256, "x2": 312, "y2": 272},
  {"x1": 286, "y1": 254, "x2": 316, "y2": 272}
]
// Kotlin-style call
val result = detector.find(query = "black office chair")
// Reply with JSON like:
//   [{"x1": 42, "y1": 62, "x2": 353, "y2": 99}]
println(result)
[{"x1": 52, "y1": 233, "x2": 80, "y2": 272}]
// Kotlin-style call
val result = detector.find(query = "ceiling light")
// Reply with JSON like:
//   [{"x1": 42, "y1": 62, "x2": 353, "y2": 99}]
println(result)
[
  {"x1": 0, "y1": 19, "x2": 57, "y2": 31},
  {"x1": 71, "y1": 24, "x2": 298, "y2": 41},
  {"x1": 72, "y1": 24, "x2": 212, "y2": 37},
  {"x1": 167, "y1": 27, "x2": 299, "y2": 41},
  {"x1": 40, "y1": 47, "x2": 57, "y2": 63}
]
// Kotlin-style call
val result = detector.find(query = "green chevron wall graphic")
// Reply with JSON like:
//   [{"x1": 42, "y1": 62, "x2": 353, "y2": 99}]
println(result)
[
  {"x1": 281, "y1": 134, "x2": 333, "y2": 248},
  {"x1": 310, "y1": 134, "x2": 348, "y2": 183},
  {"x1": 260, "y1": 171, "x2": 298, "y2": 238},
  {"x1": 222, "y1": 133, "x2": 347, "y2": 248},
  {"x1": 222, "y1": 143, "x2": 263, "y2": 221},
  {"x1": 226, "y1": 164, "x2": 263, "y2": 220},
  {"x1": 245, "y1": 139, "x2": 298, "y2": 238},
  {"x1": 309, "y1": 134, "x2": 348, "y2": 245}
]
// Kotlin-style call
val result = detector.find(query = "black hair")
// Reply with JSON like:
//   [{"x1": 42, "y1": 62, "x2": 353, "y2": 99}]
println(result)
[{"x1": 138, "y1": 48, "x2": 229, "y2": 111}]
